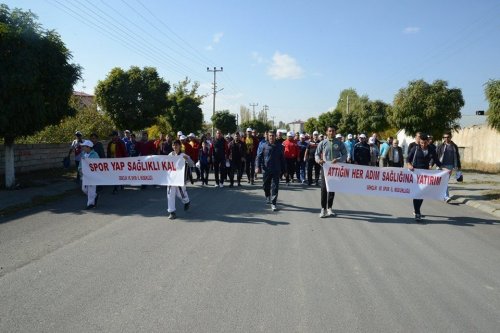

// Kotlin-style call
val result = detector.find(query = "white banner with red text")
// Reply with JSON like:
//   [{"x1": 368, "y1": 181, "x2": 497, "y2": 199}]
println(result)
[
  {"x1": 323, "y1": 162, "x2": 449, "y2": 200},
  {"x1": 81, "y1": 155, "x2": 186, "y2": 186}
]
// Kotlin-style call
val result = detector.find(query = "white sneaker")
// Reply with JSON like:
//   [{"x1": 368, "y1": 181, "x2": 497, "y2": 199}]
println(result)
[
  {"x1": 444, "y1": 196, "x2": 451, "y2": 203},
  {"x1": 219, "y1": 183, "x2": 224, "y2": 188},
  {"x1": 266, "y1": 196, "x2": 271, "y2": 204},
  {"x1": 214, "y1": 184, "x2": 219, "y2": 188},
  {"x1": 327, "y1": 208, "x2": 336, "y2": 217},
  {"x1": 319, "y1": 208, "x2": 326, "y2": 218},
  {"x1": 271, "y1": 204, "x2": 277, "y2": 211}
]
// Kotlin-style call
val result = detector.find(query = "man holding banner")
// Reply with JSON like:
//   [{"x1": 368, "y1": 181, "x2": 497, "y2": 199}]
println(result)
[
  {"x1": 407, "y1": 133, "x2": 447, "y2": 222},
  {"x1": 315, "y1": 126, "x2": 347, "y2": 218}
]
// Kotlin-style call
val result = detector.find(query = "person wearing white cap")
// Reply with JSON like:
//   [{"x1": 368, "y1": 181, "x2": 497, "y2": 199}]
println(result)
[
  {"x1": 368, "y1": 136, "x2": 380, "y2": 166},
  {"x1": 78, "y1": 140, "x2": 100, "y2": 209},
  {"x1": 315, "y1": 125, "x2": 347, "y2": 218},
  {"x1": 283, "y1": 131, "x2": 299, "y2": 185},
  {"x1": 304, "y1": 130, "x2": 321, "y2": 185},
  {"x1": 343, "y1": 134, "x2": 355, "y2": 163},
  {"x1": 354, "y1": 133, "x2": 370, "y2": 166}
]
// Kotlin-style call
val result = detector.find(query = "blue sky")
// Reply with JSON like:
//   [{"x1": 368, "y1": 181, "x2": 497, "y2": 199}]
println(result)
[{"x1": 6, "y1": 0, "x2": 500, "y2": 125}]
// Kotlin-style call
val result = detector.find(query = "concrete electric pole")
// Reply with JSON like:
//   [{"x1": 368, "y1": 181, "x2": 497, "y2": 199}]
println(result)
[{"x1": 207, "y1": 66, "x2": 223, "y2": 136}]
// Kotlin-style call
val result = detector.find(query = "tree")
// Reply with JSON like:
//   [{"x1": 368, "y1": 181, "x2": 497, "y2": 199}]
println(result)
[
  {"x1": 304, "y1": 117, "x2": 319, "y2": 133},
  {"x1": 240, "y1": 119, "x2": 270, "y2": 135},
  {"x1": 390, "y1": 79, "x2": 464, "y2": 138},
  {"x1": 484, "y1": 79, "x2": 500, "y2": 132},
  {"x1": 19, "y1": 96, "x2": 115, "y2": 144},
  {"x1": 357, "y1": 100, "x2": 390, "y2": 135},
  {"x1": 0, "y1": 5, "x2": 81, "y2": 187},
  {"x1": 165, "y1": 78, "x2": 204, "y2": 135},
  {"x1": 95, "y1": 66, "x2": 169, "y2": 131},
  {"x1": 212, "y1": 110, "x2": 237, "y2": 134},
  {"x1": 317, "y1": 109, "x2": 343, "y2": 133}
]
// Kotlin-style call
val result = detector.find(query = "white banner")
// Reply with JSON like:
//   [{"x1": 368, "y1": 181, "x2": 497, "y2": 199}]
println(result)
[
  {"x1": 323, "y1": 163, "x2": 449, "y2": 200},
  {"x1": 81, "y1": 155, "x2": 186, "y2": 186}
]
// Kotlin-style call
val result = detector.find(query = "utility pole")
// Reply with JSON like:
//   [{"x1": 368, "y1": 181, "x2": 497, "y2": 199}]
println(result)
[
  {"x1": 347, "y1": 95, "x2": 350, "y2": 113},
  {"x1": 271, "y1": 116, "x2": 275, "y2": 129},
  {"x1": 249, "y1": 102, "x2": 258, "y2": 120},
  {"x1": 207, "y1": 66, "x2": 223, "y2": 136},
  {"x1": 262, "y1": 104, "x2": 269, "y2": 122}
]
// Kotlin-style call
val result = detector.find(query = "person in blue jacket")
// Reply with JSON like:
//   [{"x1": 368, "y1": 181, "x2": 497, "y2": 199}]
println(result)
[{"x1": 256, "y1": 130, "x2": 286, "y2": 212}]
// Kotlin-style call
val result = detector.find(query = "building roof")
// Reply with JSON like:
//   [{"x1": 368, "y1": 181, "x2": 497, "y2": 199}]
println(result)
[
  {"x1": 287, "y1": 120, "x2": 304, "y2": 125},
  {"x1": 73, "y1": 91, "x2": 94, "y2": 97}
]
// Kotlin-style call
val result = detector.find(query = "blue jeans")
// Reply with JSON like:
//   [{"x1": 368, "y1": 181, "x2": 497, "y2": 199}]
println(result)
[{"x1": 442, "y1": 164, "x2": 454, "y2": 198}]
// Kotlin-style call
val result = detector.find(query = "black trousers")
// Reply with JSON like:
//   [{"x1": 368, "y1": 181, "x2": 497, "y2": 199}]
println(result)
[
  {"x1": 307, "y1": 159, "x2": 320, "y2": 184},
  {"x1": 320, "y1": 169, "x2": 335, "y2": 209},
  {"x1": 229, "y1": 161, "x2": 244, "y2": 185},
  {"x1": 413, "y1": 199, "x2": 423, "y2": 214},
  {"x1": 285, "y1": 158, "x2": 296, "y2": 182},
  {"x1": 213, "y1": 159, "x2": 226, "y2": 185},
  {"x1": 263, "y1": 171, "x2": 280, "y2": 205},
  {"x1": 245, "y1": 154, "x2": 255, "y2": 182},
  {"x1": 200, "y1": 163, "x2": 209, "y2": 184}
]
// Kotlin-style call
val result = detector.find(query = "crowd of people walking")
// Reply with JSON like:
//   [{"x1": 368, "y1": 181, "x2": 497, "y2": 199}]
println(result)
[{"x1": 70, "y1": 126, "x2": 461, "y2": 222}]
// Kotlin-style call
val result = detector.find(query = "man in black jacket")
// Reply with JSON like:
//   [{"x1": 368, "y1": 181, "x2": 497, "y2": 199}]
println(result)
[
  {"x1": 228, "y1": 132, "x2": 246, "y2": 187},
  {"x1": 436, "y1": 132, "x2": 461, "y2": 203},
  {"x1": 353, "y1": 134, "x2": 370, "y2": 166},
  {"x1": 211, "y1": 130, "x2": 228, "y2": 188}
]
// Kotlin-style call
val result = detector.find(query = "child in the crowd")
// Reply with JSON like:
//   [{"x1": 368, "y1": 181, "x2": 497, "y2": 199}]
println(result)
[
  {"x1": 78, "y1": 140, "x2": 100, "y2": 209},
  {"x1": 167, "y1": 140, "x2": 194, "y2": 219},
  {"x1": 198, "y1": 140, "x2": 211, "y2": 185}
]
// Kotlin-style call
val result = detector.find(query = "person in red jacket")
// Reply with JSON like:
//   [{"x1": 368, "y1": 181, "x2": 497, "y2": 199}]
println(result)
[
  {"x1": 283, "y1": 131, "x2": 299, "y2": 185},
  {"x1": 136, "y1": 131, "x2": 156, "y2": 156}
]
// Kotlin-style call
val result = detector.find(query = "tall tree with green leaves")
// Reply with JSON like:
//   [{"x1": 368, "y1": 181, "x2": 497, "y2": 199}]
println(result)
[
  {"x1": 20, "y1": 96, "x2": 115, "y2": 144},
  {"x1": 390, "y1": 79, "x2": 464, "y2": 138},
  {"x1": 317, "y1": 109, "x2": 343, "y2": 133},
  {"x1": 357, "y1": 100, "x2": 390, "y2": 135},
  {"x1": 484, "y1": 79, "x2": 500, "y2": 132},
  {"x1": 95, "y1": 66, "x2": 169, "y2": 132},
  {"x1": 304, "y1": 117, "x2": 319, "y2": 134},
  {"x1": 212, "y1": 110, "x2": 237, "y2": 134},
  {"x1": 0, "y1": 5, "x2": 81, "y2": 187},
  {"x1": 165, "y1": 78, "x2": 204, "y2": 135}
]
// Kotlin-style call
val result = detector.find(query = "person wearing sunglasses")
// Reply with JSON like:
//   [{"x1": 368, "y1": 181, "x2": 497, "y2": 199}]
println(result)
[{"x1": 436, "y1": 132, "x2": 461, "y2": 203}]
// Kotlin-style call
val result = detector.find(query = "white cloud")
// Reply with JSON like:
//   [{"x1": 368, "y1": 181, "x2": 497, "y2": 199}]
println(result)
[
  {"x1": 403, "y1": 26, "x2": 420, "y2": 34},
  {"x1": 213, "y1": 32, "x2": 223, "y2": 44},
  {"x1": 267, "y1": 52, "x2": 304, "y2": 80}
]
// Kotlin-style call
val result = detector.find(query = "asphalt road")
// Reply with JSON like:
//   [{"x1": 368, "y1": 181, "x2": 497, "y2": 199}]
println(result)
[{"x1": 1, "y1": 181, "x2": 499, "y2": 332}]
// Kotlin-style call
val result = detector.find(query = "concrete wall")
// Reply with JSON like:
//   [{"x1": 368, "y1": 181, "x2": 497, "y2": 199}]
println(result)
[
  {"x1": 452, "y1": 125, "x2": 500, "y2": 173},
  {"x1": 0, "y1": 143, "x2": 71, "y2": 175}
]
